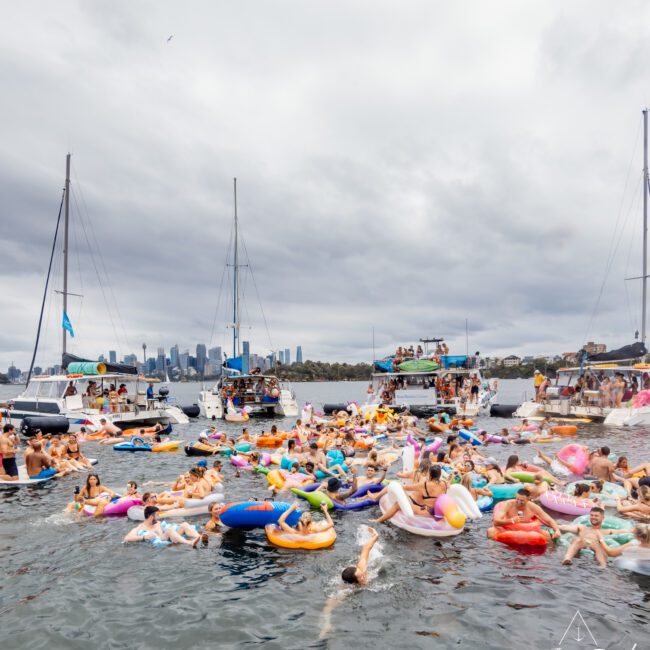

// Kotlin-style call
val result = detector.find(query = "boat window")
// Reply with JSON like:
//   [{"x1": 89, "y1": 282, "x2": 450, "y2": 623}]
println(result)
[
  {"x1": 36, "y1": 382, "x2": 54, "y2": 398},
  {"x1": 22, "y1": 382, "x2": 39, "y2": 397}
]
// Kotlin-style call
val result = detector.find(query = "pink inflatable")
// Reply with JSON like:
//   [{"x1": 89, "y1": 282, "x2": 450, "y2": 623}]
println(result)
[
  {"x1": 556, "y1": 444, "x2": 588, "y2": 476},
  {"x1": 511, "y1": 424, "x2": 538, "y2": 432},
  {"x1": 485, "y1": 434, "x2": 503, "y2": 443},
  {"x1": 539, "y1": 490, "x2": 595, "y2": 517},
  {"x1": 260, "y1": 453, "x2": 272, "y2": 467},
  {"x1": 406, "y1": 434, "x2": 421, "y2": 454},
  {"x1": 424, "y1": 437, "x2": 443, "y2": 454},
  {"x1": 230, "y1": 454, "x2": 251, "y2": 468},
  {"x1": 632, "y1": 389, "x2": 650, "y2": 408},
  {"x1": 83, "y1": 497, "x2": 142, "y2": 517}
]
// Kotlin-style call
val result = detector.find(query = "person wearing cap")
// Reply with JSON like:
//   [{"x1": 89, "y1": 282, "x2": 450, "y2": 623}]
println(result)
[
  {"x1": 319, "y1": 466, "x2": 359, "y2": 505},
  {"x1": 197, "y1": 430, "x2": 219, "y2": 450}
]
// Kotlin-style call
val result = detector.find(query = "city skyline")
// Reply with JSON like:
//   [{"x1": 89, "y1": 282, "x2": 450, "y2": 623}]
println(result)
[{"x1": 3, "y1": 342, "x2": 307, "y2": 381}]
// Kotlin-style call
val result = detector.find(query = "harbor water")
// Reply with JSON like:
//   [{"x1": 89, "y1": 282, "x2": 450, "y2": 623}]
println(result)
[{"x1": 0, "y1": 379, "x2": 647, "y2": 649}]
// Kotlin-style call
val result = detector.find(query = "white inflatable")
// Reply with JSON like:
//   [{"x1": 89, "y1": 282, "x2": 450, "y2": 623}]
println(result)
[
  {"x1": 127, "y1": 492, "x2": 224, "y2": 521},
  {"x1": 379, "y1": 483, "x2": 463, "y2": 538},
  {"x1": 447, "y1": 484, "x2": 482, "y2": 520},
  {"x1": 401, "y1": 445, "x2": 415, "y2": 473}
]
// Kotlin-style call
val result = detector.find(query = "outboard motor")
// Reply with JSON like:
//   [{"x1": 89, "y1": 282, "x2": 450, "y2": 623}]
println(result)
[
  {"x1": 21, "y1": 416, "x2": 70, "y2": 437},
  {"x1": 158, "y1": 386, "x2": 170, "y2": 402}
]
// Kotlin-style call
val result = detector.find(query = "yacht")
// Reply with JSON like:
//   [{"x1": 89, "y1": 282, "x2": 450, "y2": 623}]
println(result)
[
  {"x1": 514, "y1": 350, "x2": 650, "y2": 426},
  {"x1": 515, "y1": 108, "x2": 650, "y2": 427},
  {"x1": 370, "y1": 338, "x2": 498, "y2": 417},
  {"x1": 7, "y1": 367, "x2": 189, "y2": 432},
  {"x1": 198, "y1": 373, "x2": 298, "y2": 420},
  {"x1": 197, "y1": 178, "x2": 298, "y2": 419},
  {"x1": 10, "y1": 154, "x2": 189, "y2": 431}
]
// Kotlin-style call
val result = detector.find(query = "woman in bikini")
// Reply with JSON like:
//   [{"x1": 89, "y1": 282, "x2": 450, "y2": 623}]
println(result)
[
  {"x1": 370, "y1": 465, "x2": 448, "y2": 523},
  {"x1": 76, "y1": 474, "x2": 116, "y2": 517}
]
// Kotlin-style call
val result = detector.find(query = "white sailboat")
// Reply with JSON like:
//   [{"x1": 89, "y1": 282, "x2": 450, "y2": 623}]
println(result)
[
  {"x1": 198, "y1": 179, "x2": 298, "y2": 420},
  {"x1": 515, "y1": 109, "x2": 650, "y2": 426},
  {"x1": 6, "y1": 154, "x2": 189, "y2": 432}
]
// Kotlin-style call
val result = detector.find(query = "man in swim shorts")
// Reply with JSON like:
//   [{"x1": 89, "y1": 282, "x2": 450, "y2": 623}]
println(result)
[
  {"x1": 341, "y1": 527, "x2": 379, "y2": 585},
  {"x1": 559, "y1": 506, "x2": 625, "y2": 568},
  {"x1": 25, "y1": 441, "x2": 58, "y2": 480},
  {"x1": 124, "y1": 506, "x2": 207, "y2": 547},
  {"x1": 0, "y1": 424, "x2": 19, "y2": 481},
  {"x1": 487, "y1": 488, "x2": 561, "y2": 541},
  {"x1": 94, "y1": 418, "x2": 122, "y2": 437}
]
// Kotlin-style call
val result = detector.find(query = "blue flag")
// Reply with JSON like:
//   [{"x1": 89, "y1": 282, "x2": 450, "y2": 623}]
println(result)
[{"x1": 62, "y1": 311, "x2": 75, "y2": 338}]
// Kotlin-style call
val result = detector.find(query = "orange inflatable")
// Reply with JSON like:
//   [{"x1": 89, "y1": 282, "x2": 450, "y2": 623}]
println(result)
[
  {"x1": 492, "y1": 502, "x2": 548, "y2": 546},
  {"x1": 551, "y1": 425, "x2": 578, "y2": 436},
  {"x1": 257, "y1": 435, "x2": 283, "y2": 448}
]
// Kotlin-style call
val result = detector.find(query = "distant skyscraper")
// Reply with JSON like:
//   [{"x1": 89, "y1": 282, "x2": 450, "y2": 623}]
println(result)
[
  {"x1": 109, "y1": 350, "x2": 117, "y2": 364},
  {"x1": 170, "y1": 344, "x2": 179, "y2": 368},
  {"x1": 242, "y1": 340, "x2": 250, "y2": 375},
  {"x1": 156, "y1": 347, "x2": 165, "y2": 374},
  {"x1": 284, "y1": 348, "x2": 290, "y2": 365},
  {"x1": 296, "y1": 346, "x2": 303, "y2": 364},
  {"x1": 98, "y1": 354, "x2": 106, "y2": 362},
  {"x1": 124, "y1": 354, "x2": 137, "y2": 367},
  {"x1": 33, "y1": 366, "x2": 42, "y2": 376},
  {"x1": 279, "y1": 350, "x2": 285, "y2": 364},
  {"x1": 196, "y1": 343, "x2": 207, "y2": 376},
  {"x1": 179, "y1": 350, "x2": 189, "y2": 372},
  {"x1": 146, "y1": 358, "x2": 156, "y2": 374}
]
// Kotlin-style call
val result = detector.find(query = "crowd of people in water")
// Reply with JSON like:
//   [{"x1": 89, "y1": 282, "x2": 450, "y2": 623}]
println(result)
[{"x1": 3, "y1": 396, "x2": 650, "y2": 582}]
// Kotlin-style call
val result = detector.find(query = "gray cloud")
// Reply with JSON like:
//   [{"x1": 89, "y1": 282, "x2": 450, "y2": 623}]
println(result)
[{"x1": 2, "y1": 1, "x2": 650, "y2": 371}]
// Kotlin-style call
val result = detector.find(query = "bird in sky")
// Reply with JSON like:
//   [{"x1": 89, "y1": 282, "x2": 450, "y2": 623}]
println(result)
[{"x1": 167, "y1": 35, "x2": 174, "y2": 42}]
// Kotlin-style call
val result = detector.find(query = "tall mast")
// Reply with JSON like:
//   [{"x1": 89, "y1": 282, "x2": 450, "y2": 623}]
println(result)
[
  {"x1": 233, "y1": 177, "x2": 240, "y2": 358},
  {"x1": 641, "y1": 108, "x2": 648, "y2": 343},
  {"x1": 62, "y1": 153, "x2": 71, "y2": 355}
]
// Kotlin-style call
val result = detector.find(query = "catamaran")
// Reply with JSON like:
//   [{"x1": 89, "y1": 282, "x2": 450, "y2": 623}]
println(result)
[
  {"x1": 198, "y1": 179, "x2": 298, "y2": 420},
  {"x1": 5, "y1": 154, "x2": 189, "y2": 432},
  {"x1": 369, "y1": 338, "x2": 498, "y2": 417},
  {"x1": 515, "y1": 109, "x2": 650, "y2": 426}
]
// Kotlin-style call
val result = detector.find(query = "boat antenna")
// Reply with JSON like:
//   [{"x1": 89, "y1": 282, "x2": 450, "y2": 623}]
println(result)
[
  {"x1": 372, "y1": 326, "x2": 375, "y2": 363},
  {"x1": 233, "y1": 177, "x2": 240, "y2": 358},
  {"x1": 643, "y1": 108, "x2": 648, "y2": 345},
  {"x1": 62, "y1": 153, "x2": 71, "y2": 355},
  {"x1": 26, "y1": 187, "x2": 66, "y2": 384}
]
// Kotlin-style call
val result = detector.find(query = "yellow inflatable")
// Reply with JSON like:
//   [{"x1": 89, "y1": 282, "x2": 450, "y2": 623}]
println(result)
[
  {"x1": 265, "y1": 524, "x2": 336, "y2": 550},
  {"x1": 152, "y1": 440, "x2": 182, "y2": 452}
]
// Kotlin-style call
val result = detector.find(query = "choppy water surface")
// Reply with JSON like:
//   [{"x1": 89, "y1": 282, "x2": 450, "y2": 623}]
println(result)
[{"x1": 1, "y1": 380, "x2": 648, "y2": 649}]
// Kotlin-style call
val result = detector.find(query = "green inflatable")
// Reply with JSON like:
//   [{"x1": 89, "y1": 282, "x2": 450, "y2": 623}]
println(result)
[
  {"x1": 397, "y1": 359, "x2": 439, "y2": 372},
  {"x1": 291, "y1": 488, "x2": 334, "y2": 510}
]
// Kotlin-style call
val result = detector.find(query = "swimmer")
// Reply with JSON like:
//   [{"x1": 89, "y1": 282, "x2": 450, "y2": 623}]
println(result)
[
  {"x1": 205, "y1": 501, "x2": 225, "y2": 534},
  {"x1": 559, "y1": 506, "x2": 621, "y2": 568},
  {"x1": 123, "y1": 506, "x2": 207, "y2": 547},
  {"x1": 93, "y1": 418, "x2": 122, "y2": 437},
  {"x1": 341, "y1": 527, "x2": 379, "y2": 585},
  {"x1": 596, "y1": 522, "x2": 650, "y2": 561}
]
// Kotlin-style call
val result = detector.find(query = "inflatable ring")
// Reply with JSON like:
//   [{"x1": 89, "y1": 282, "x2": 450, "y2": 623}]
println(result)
[
  {"x1": 265, "y1": 524, "x2": 336, "y2": 550},
  {"x1": 551, "y1": 425, "x2": 578, "y2": 436}
]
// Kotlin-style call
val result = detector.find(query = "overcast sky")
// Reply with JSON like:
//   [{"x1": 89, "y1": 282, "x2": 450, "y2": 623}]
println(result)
[{"x1": 2, "y1": 1, "x2": 650, "y2": 370}]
